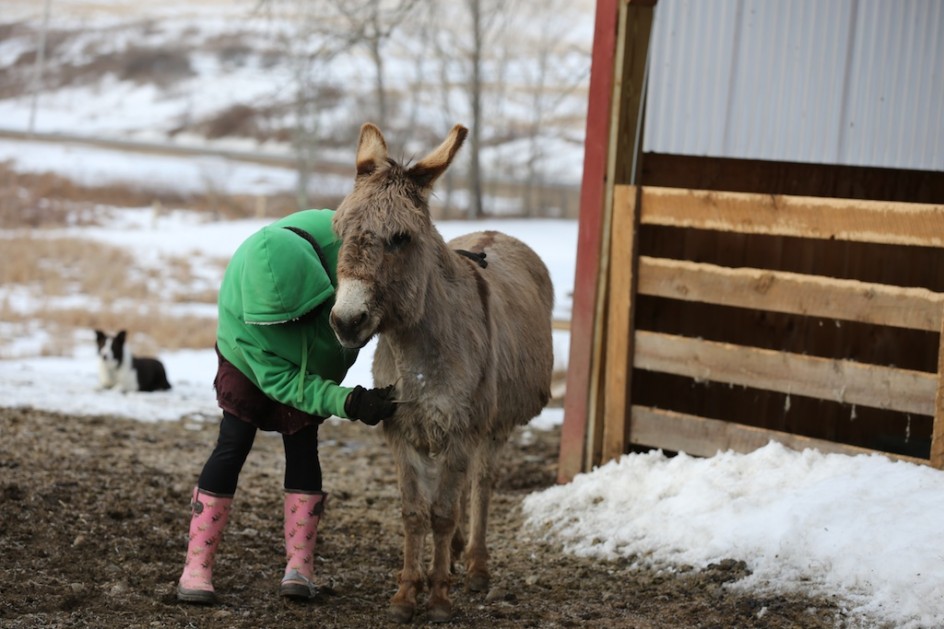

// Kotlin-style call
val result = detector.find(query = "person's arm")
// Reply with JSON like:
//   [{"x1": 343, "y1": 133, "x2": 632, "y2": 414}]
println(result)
[{"x1": 236, "y1": 340, "x2": 352, "y2": 418}]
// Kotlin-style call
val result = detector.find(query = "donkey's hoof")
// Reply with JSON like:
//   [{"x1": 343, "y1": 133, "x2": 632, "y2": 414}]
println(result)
[
  {"x1": 388, "y1": 602, "x2": 415, "y2": 624},
  {"x1": 428, "y1": 599, "x2": 454, "y2": 623},
  {"x1": 467, "y1": 571, "x2": 490, "y2": 593}
]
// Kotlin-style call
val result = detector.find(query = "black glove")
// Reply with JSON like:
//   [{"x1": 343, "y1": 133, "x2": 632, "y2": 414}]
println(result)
[{"x1": 344, "y1": 385, "x2": 397, "y2": 425}]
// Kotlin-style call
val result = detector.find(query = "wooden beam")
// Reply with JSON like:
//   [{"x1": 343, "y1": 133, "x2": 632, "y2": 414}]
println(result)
[
  {"x1": 641, "y1": 153, "x2": 944, "y2": 205},
  {"x1": 634, "y1": 330, "x2": 938, "y2": 416},
  {"x1": 586, "y1": 1, "x2": 655, "y2": 471},
  {"x1": 931, "y1": 312, "x2": 944, "y2": 468},
  {"x1": 601, "y1": 185, "x2": 641, "y2": 463},
  {"x1": 609, "y1": 1, "x2": 654, "y2": 186},
  {"x1": 634, "y1": 185, "x2": 944, "y2": 247},
  {"x1": 637, "y1": 256, "x2": 944, "y2": 332},
  {"x1": 629, "y1": 405, "x2": 928, "y2": 466},
  {"x1": 557, "y1": 0, "x2": 621, "y2": 483},
  {"x1": 559, "y1": 0, "x2": 656, "y2": 482}
]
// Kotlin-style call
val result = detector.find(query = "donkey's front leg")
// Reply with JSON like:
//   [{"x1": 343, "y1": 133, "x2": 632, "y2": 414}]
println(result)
[
  {"x1": 389, "y1": 463, "x2": 428, "y2": 624},
  {"x1": 427, "y1": 462, "x2": 468, "y2": 623}
]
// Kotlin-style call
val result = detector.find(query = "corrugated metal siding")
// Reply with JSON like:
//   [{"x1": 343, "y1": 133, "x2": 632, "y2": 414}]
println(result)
[{"x1": 643, "y1": 0, "x2": 944, "y2": 171}]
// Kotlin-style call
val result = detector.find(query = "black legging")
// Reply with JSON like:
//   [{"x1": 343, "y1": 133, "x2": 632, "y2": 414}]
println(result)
[{"x1": 198, "y1": 412, "x2": 322, "y2": 495}]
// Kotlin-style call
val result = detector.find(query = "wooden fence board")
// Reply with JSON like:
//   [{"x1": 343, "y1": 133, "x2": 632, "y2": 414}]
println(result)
[
  {"x1": 602, "y1": 185, "x2": 640, "y2": 461},
  {"x1": 629, "y1": 405, "x2": 927, "y2": 465},
  {"x1": 932, "y1": 316, "x2": 944, "y2": 467},
  {"x1": 633, "y1": 186, "x2": 944, "y2": 247},
  {"x1": 637, "y1": 256, "x2": 944, "y2": 332},
  {"x1": 634, "y1": 330, "x2": 938, "y2": 416},
  {"x1": 578, "y1": 184, "x2": 944, "y2": 472}
]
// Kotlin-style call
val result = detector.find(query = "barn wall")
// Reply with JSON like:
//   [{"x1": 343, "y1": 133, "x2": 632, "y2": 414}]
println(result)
[
  {"x1": 559, "y1": 0, "x2": 944, "y2": 481},
  {"x1": 626, "y1": 1, "x2": 944, "y2": 463},
  {"x1": 644, "y1": 0, "x2": 944, "y2": 171}
]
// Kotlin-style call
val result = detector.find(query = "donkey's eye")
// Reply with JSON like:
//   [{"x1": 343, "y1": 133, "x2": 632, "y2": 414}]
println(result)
[{"x1": 386, "y1": 232, "x2": 411, "y2": 251}]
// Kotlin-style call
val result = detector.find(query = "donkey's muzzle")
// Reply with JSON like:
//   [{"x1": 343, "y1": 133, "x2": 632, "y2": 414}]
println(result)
[
  {"x1": 330, "y1": 278, "x2": 376, "y2": 349},
  {"x1": 329, "y1": 309, "x2": 370, "y2": 349}
]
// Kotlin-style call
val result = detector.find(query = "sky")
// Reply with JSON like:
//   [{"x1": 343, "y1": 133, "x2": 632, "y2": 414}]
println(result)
[{"x1": 3, "y1": 2, "x2": 944, "y2": 628}]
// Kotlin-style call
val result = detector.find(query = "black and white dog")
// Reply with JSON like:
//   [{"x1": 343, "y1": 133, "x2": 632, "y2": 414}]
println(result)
[{"x1": 95, "y1": 329, "x2": 172, "y2": 393}]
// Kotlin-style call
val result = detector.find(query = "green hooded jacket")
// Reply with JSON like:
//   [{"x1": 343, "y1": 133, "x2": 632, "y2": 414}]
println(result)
[{"x1": 216, "y1": 209, "x2": 358, "y2": 419}]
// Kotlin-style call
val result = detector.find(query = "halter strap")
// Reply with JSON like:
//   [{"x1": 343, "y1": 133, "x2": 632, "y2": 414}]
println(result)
[
  {"x1": 455, "y1": 249, "x2": 488, "y2": 268},
  {"x1": 454, "y1": 248, "x2": 491, "y2": 339}
]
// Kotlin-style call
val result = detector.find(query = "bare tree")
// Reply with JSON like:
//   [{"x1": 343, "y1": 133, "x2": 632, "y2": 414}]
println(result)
[
  {"x1": 254, "y1": 0, "x2": 354, "y2": 208},
  {"x1": 251, "y1": 0, "x2": 590, "y2": 217},
  {"x1": 429, "y1": 0, "x2": 515, "y2": 219},
  {"x1": 330, "y1": 0, "x2": 422, "y2": 132},
  {"x1": 466, "y1": 0, "x2": 486, "y2": 219},
  {"x1": 516, "y1": 0, "x2": 590, "y2": 216},
  {"x1": 402, "y1": 1, "x2": 461, "y2": 217},
  {"x1": 28, "y1": 0, "x2": 53, "y2": 135},
  {"x1": 463, "y1": 0, "x2": 517, "y2": 218}
]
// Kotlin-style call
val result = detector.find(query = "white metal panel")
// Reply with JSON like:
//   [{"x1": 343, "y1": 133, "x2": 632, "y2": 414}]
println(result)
[
  {"x1": 840, "y1": 0, "x2": 944, "y2": 170},
  {"x1": 645, "y1": 0, "x2": 740, "y2": 155},
  {"x1": 643, "y1": 0, "x2": 944, "y2": 171}
]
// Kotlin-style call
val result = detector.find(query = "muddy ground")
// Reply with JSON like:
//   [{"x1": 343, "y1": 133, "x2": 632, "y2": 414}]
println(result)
[{"x1": 0, "y1": 406, "x2": 849, "y2": 628}]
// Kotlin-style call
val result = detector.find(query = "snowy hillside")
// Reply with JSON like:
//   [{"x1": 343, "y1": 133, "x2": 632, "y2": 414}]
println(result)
[{"x1": 1, "y1": 0, "x2": 594, "y2": 211}]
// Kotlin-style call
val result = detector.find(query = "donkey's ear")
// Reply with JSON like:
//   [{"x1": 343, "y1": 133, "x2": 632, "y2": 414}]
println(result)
[
  {"x1": 355, "y1": 122, "x2": 388, "y2": 177},
  {"x1": 408, "y1": 124, "x2": 468, "y2": 189}
]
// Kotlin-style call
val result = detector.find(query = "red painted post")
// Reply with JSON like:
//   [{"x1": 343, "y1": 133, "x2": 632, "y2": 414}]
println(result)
[{"x1": 557, "y1": 0, "x2": 621, "y2": 483}]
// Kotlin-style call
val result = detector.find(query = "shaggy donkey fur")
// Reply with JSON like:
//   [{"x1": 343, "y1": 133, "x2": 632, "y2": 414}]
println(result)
[{"x1": 330, "y1": 123, "x2": 553, "y2": 623}]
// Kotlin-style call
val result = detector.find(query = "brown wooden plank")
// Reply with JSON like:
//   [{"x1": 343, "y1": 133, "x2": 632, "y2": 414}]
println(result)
[
  {"x1": 557, "y1": 0, "x2": 622, "y2": 484},
  {"x1": 634, "y1": 330, "x2": 938, "y2": 416},
  {"x1": 931, "y1": 313, "x2": 944, "y2": 468},
  {"x1": 640, "y1": 153, "x2": 944, "y2": 205},
  {"x1": 637, "y1": 256, "x2": 944, "y2": 332},
  {"x1": 602, "y1": 185, "x2": 641, "y2": 463},
  {"x1": 629, "y1": 405, "x2": 928, "y2": 466},
  {"x1": 634, "y1": 185, "x2": 944, "y2": 247},
  {"x1": 609, "y1": 2, "x2": 654, "y2": 187}
]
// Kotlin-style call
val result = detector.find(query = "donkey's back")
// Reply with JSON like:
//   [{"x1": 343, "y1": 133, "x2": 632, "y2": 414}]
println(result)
[{"x1": 448, "y1": 229, "x2": 554, "y2": 429}]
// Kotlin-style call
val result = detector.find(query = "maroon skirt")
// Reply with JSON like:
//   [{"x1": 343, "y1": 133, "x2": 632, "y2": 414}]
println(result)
[{"x1": 213, "y1": 346, "x2": 325, "y2": 435}]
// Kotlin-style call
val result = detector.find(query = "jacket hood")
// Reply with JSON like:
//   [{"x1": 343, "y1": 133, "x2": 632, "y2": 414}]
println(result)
[{"x1": 239, "y1": 225, "x2": 334, "y2": 324}]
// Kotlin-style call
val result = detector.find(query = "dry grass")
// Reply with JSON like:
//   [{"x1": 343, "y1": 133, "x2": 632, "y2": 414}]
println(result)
[
  {"x1": 0, "y1": 152, "x2": 305, "y2": 358},
  {"x1": 0, "y1": 233, "x2": 218, "y2": 356},
  {"x1": 0, "y1": 308, "x2": 216, "y2": 358},
  {"x1": 0, "y1": 161, "x2": 184, "y2": 228},
  {"x1": 0, "y1": 162, "x2": 308, "y2": 227}
]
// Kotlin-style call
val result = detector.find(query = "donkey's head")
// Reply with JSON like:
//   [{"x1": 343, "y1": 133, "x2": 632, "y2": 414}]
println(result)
[{"x1": 330, "y1": 122, "x2": 468, "y2": 349}]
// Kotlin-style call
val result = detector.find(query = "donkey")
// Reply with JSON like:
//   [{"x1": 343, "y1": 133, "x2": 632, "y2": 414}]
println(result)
[{"x1": 329, "y1": 123, "x2": 554, "y2": 623}]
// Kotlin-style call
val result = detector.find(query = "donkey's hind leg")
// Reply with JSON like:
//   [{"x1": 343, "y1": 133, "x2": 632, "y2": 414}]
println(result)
[
  {"x1": 465, "y1": 438, "x2": 505, "y2": 592},
  {"x1": 450, "y1": 482, "x2": 469, "y2": 572}
]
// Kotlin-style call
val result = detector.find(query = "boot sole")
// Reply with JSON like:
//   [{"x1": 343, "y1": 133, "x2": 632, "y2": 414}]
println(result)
[
  {"x1": 176, "y1": 584, "x2": 217, "y2": 604},
  {"x1": 279, "y1": 581, "x2": 318, "y2": 600}
]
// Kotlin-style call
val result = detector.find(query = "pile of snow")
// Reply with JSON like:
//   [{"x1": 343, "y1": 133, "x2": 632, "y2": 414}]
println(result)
[{"x1": 524, "y1": 443, "x2": 944, "y2": 628}]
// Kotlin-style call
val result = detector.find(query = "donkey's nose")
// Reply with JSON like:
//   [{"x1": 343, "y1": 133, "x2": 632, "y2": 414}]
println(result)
[{"x1": 330, "y1": 309, "x2": 367, "y2": 339}]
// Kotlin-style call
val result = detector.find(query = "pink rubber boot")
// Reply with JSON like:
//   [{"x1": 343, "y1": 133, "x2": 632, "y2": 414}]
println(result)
[
  {"x1": 279, "y1": 491, "x2": 327, "y2": 600},
  {"x1": 177, "y1": 487, "x2": 233, "y2": 604}
]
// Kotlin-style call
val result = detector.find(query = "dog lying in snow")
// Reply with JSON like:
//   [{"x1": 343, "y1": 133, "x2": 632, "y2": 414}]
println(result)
[{"x1": 95, "y1": 329, "x2": 172, "y2": 393}]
